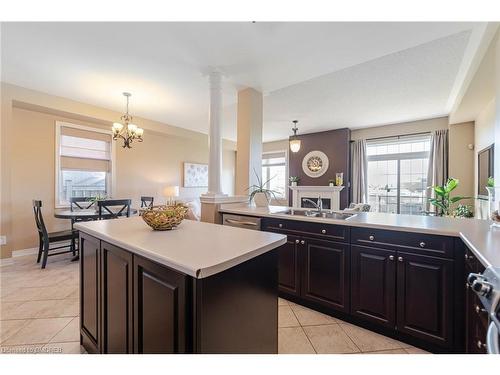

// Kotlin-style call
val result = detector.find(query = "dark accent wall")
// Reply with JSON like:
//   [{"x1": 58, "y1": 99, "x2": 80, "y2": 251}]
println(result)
[{"x1": 289, "y1": 128, "x2": 351, "y2": 209}]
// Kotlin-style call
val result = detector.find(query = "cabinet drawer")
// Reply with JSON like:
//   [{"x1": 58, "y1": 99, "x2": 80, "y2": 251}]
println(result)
[
  {"x1": 263, "y1": 218, "x2": 349, "y2": 242},
  {"x1": 351, "y1": 227, "x2": 454, "y2": 259}
]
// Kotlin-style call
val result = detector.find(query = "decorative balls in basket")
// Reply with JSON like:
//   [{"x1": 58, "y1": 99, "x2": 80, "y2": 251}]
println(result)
[{"x1": 140, "y1": 204, "x2": 189, "y2": 231}]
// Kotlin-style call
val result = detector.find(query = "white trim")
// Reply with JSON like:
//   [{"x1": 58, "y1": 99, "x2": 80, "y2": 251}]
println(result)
[
  {"x1": 0, "y1": 258, "x2": 14, "y2": 266},
  {"x1": 55, "y1": 121, "x2": 116, "y2": 208},
  {"x1": 12, "y1": 247, "x2": 38, "y2": 257}
]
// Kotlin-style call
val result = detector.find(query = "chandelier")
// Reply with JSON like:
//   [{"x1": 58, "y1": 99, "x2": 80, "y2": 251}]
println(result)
[
  {"x1": 112, "y1": 92, "x2": 144, "y2": 148},
  {"x1": 289, "y1": 120, "x2": 301, "y2": 153}
]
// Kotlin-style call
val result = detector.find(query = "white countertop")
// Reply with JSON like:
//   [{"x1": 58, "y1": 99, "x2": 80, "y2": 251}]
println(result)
[
  {"x1": 75, "y1": 216, "x2": 286, "y2": 279},
  {"x1": 219, "y1": 204, "x2": 500, "y2": 269}
]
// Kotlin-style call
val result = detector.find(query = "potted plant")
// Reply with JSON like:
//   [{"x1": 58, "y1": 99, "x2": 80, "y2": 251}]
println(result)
[
  {"x1": 428, "y1": 178, "x2": 469, "y2": 216},
  {"x1": 453, "y1": 204, "x2": 474, "y2": 218},
  {"x1": 328, "y1": 179, "x2": 335, "y2": 187},
  {"x1": 289, "y1": 176, "x2": 300, "y2": 187},
  {"x1": 248, "y1": 169, "x2": 279, "y2": 207}
]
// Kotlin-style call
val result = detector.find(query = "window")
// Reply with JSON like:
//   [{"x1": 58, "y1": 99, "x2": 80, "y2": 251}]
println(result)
[
  {"x1": 55, "y1": 122, "x2": 114, "y2": 207},
  {"x1": 367, "y1": 134, "x2": 431, "y2": 215},
  {"x1": 262, "y1": 151, "x2": 287, "y2": 199}
]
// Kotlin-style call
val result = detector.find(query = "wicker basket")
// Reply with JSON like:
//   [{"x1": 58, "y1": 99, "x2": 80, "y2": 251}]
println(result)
[{"x1": 140, "y1": 204, "x2": 188, "y2": 231}]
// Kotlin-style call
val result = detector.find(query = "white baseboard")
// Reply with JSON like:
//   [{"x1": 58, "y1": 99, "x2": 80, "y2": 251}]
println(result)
[
  {"x1": 12, "y1": 247, "x2": 39, "y2": 258},
  {"x1": 0, "y1": 258, "x2": 14, "y2": 266}
]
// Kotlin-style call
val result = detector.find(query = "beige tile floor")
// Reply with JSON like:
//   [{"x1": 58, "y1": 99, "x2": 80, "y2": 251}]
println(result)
[
  {"x1": 0, "y1": 254, "x2": 84, "y2": 354},
  {"x1": 278, "y1": 298, "x2": 429, "y2": 354},
  {"x1": 1, "y1": 254, "x2": 428, "y2": 354}
]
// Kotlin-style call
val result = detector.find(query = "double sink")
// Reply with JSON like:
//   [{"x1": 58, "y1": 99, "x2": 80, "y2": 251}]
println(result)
[{"x1": 281, "y1": 209, "x2": 356, "y2": 220}]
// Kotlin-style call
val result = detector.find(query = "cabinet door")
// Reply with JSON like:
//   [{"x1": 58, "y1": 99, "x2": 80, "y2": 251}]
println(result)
[
  {"x1": 351, "y1": 245, "x2": 396, "y2": 328},
  {"x1": 465, "y1": 254, "x2": 488, "y2": 353},
  {"x1": 396, "y1": 252, "x2": 453, "y2": 348},
  {"x1": 101, "y1": 242, "x2": 133, "y2": 354},
  {"x1": 301, "y1": 238, "x2": 350, "y2": 312},
  {"x1": 134, "y1": 255, "x2": 188, "y2": 354},
  {"x1": 79, "y1": 233, "x2": 101, "y2": 353},
  {"x1": 278, "y1": 235, "x2": 301, "y2": 296}
]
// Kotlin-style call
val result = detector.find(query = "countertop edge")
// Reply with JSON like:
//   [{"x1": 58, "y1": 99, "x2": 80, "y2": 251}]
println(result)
[
  {"x1": 219, "y1": 206, "x2": 496, "y2": 269},
  {"x1": 75, "y1": 224, "x2": 287, "y2": 279}
]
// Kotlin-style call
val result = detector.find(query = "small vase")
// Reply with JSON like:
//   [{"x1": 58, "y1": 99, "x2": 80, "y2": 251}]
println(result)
[
  {"x1": 253, "y1": 192, "x2": 270, "y2": 207},
  {"x1": 329, "y1": 182, "x2": 334, "y2": 187},
  {"x1": 291, "y1": 181, "x2": 297, "y2": 187}
]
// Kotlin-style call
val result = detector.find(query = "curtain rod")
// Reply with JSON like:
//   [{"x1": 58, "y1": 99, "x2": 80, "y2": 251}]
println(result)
[{"x1": 363, "y1": 131, "x2": 432, "y2": 142}]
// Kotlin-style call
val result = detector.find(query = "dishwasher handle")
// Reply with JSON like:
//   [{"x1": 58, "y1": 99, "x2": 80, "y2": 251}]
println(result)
[{"x1": 224, "y1": 219, "x2": 258, "y2": 226}]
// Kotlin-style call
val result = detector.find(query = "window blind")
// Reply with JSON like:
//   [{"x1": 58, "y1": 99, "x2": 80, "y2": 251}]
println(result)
[{"x1": 60, "y1": 126, "x2": 111, "y2": 172}]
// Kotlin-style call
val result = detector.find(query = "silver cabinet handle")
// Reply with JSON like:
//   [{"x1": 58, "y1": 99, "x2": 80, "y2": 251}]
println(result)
[
  {"x1": 278, "y1": 223, "x2": 283, "y2": 228},
  {"x1": 321, "y1": 229, "x2": 326, "y2": 234},
  {"x1": 224, "y1": 219, "x2": 257, "y2": 226},
  {"x1": 475, "y1": 304, "x2": 487, "y2": 314},
  {"x1": 369, "y1": 235, "x2": 375, "y2": 241},
  {"x1": 419, "y1": 241, "x2": 426, "y2": 248},
  {"x1": 398, "y1": 256, "x2": 403, "y2": 262},
  {"x1": 300, "y1": 240, "x2": 305, "y2": 245},
  {"x1": 389, "y1": 255, "x2": 394, "y2": 261},
  {"x1": 477, "y1": 340, "x2": 486, "y2": 349},
  {"x1": 295, "y1": 239, "x2": 300, "y2": 244}
]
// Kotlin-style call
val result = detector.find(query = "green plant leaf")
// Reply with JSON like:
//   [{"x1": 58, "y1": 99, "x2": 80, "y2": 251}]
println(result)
[
  {"x1": 433, "y1": 186, "x2": 445, "y2": 196},
  {"x1": 444, "y1": 178, "x2": 458, "y2": 193},
  {"x1": 450, "y1": 196, "x2": 470, "y2": 203}
]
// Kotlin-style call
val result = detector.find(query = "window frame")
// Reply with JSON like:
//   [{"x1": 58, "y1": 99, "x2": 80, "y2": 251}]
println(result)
[
  {"x1": 55, "y1": 121, "x2": 116, "y2": 208},
  {"x1": 262, "y1": 149, "x2": 289, "y2": 201},
  {"x1": 366, "y1": 134, "x2": 430, "y2": 215}
]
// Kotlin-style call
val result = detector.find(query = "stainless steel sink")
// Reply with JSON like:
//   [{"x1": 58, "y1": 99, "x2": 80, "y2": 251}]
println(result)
[{"x1": 282, "y1": 209, "x2": 356, "y2": 220}]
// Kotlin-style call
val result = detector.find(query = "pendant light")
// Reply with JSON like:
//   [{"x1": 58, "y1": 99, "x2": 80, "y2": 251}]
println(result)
[{"x1": 289, "y1": 120, "x2": 301, "y2": 153}]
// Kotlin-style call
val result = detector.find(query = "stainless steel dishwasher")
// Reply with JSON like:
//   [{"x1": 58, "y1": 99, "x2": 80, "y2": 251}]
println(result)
[{"x1": 222, "y1": 214, "x2": 261, "y2": 231}]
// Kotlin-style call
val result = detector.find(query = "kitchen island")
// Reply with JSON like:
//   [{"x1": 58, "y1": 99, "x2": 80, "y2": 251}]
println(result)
[{"x1": 75, "y1": 216, "x2": 286, "y2": 354}]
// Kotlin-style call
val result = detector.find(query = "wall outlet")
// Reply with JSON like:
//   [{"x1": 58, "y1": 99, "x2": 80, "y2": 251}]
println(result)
[{"x1": 0, "y1": 236, "x2": 6, "y2": 246}]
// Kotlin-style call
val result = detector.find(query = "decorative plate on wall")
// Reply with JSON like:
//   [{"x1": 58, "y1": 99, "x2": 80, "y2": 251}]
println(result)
[{"x1": 302, "y1": 151, "x2": 329, "y2": 178}]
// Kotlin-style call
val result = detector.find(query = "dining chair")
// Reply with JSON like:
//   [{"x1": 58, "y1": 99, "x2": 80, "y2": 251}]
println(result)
[
  {"x1": 98, "y1": 199, "x2": 132, "y2": 220},
  {"x1": 33, "y1": 200, "x2": 78, "y2": 269},
  {"x1": 69, "y1": 197, "x2": 97, "y2": 229},
  {"x1": 69, "y1": 197, "x2": 96, "y2": 211},
  {"x1": 140, "y1": 196, "x2": 154, "y2": 209}
]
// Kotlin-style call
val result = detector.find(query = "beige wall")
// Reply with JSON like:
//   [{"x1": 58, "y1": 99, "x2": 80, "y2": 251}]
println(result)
[
  {"x1": 448, "y1": 122, "x2": 475, "y2": 201},
  {"x1": 0, "y1": 83, "x2": 236, "y2": 258},
  {"x1": 351, "y1": 117, "x2": 449, "y2": 140},
  {"x1": 474, "y1": 99, "x2": 496, "y2": 195}
]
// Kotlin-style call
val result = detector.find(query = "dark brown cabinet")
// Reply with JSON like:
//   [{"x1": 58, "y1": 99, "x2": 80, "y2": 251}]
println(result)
[
  {"x1": 351, "y1": 245, "x2": 396, "y2": 328},
  {"x1": 396, "y1": 252, "x2": 453, "y2": 347},
  {"x1": 80, "y1": 232, "x2": 101, "y2": 353},
  {"x1": 278, "y1": 235, "x2": 300, "y2": 296},
  {"x1": 134, "y1": 255, "x2": 188, "y2": 354},
  {"x1": 263, "y1": 218, "x2": 350, "y2": 314},
  {"x1": 101, "y1": 242, "x2": 133, "y2": 354},
  {"x1": 301, "y1": 238, "x2": 349, "y2": 312},
  {"x1": 80, "y1": 232, "x2": 278, "y2": 354}
]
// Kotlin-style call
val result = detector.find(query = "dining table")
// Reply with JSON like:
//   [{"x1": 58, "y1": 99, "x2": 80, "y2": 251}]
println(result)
[{"x1": 54, "y1": 207, "x2": 139, "y2": 261}]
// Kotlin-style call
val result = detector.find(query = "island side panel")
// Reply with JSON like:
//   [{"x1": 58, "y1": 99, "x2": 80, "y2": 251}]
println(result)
[{"x1": 194, "y1": 250, "x2": 278, "y2": 354}]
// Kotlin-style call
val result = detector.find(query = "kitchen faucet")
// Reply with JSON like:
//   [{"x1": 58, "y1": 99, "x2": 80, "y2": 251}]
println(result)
[{"x1": 303, "y1": 196, "x2": 323, "y2": 214}]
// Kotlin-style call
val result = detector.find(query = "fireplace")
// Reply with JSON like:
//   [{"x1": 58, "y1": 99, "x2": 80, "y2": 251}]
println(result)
[
  {"x1": 290, "y1": 186, "x2": 344, "y2": 211},
  {"x1": 301, "y1": 197, "x2": 331, "y2": 209}
]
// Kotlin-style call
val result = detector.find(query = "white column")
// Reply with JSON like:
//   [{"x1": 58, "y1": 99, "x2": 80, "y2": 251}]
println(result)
[{"x1": 204, "y1": 70, "x2": 225, "y2": 197}]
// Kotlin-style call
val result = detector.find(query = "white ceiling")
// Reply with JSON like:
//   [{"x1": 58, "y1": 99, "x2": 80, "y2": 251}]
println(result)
[{"x1": 1, "y1": 22, "x2": 482, "y2": 141}]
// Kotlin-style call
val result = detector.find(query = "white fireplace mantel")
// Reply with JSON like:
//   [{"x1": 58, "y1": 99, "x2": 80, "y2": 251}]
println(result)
[{"x1": 289, "y1": 185, "x2": 345, "y2": 210}]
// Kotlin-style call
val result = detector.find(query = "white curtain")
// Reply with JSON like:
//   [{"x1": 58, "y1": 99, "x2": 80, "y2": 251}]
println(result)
[
  {"x1": 426, "y1": 129, "x2": 449, "y2": 211},
  {"x1": 351, "y1": 140, "x2": 368, "y2": 203}
]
